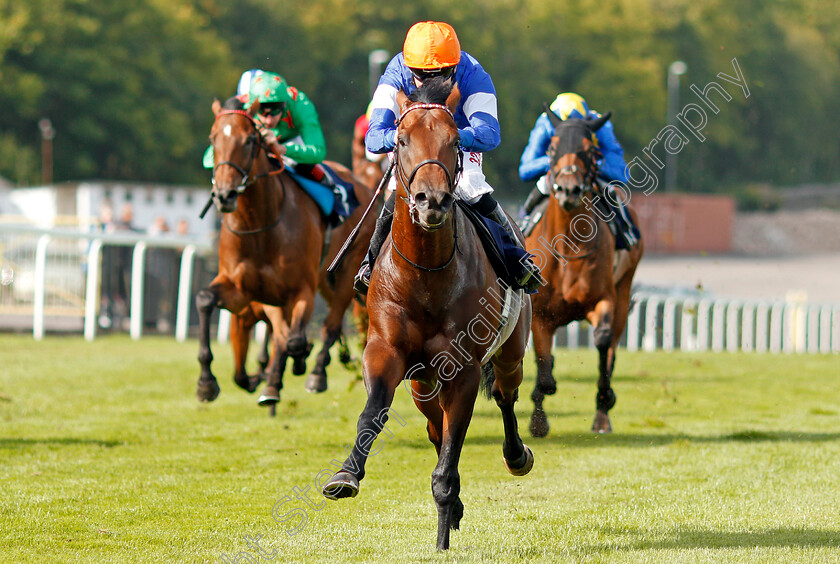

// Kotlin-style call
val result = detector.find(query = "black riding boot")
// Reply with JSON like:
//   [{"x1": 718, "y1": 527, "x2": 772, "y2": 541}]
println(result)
[
  {"x1": 522, "y1": 185, "x2": 548, "y2": 217},
  {"x1": 353, "y1": 193, "x2": 395, "y2": 295},
  {"x1": 478, "y1": 195, "x2": 544, "y2": 293}
]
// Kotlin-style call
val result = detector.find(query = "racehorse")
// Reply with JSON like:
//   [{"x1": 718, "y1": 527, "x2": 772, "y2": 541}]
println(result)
[
  {"x1": 196, "y1": 98, "x2": 374, "y2": 405},
  {"x1": 321, "y1": 78, "x2": 534, "y2": 550},
  {"x1": 526, "y1": 108, "x2": 644, "y2": 437},
  {"x1": 351, "y1": 111, "x2": 387, "y2": 190}
]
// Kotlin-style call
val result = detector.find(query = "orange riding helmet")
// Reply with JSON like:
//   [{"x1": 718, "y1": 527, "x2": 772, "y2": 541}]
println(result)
[{"x1": 403, "y1": 21, "x2": 461, "y2": 69}]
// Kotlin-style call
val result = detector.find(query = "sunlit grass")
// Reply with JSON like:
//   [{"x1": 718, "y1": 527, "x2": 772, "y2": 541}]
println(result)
[{"x1": 1, "y1": 335, "x2": 838, "y2": 563}]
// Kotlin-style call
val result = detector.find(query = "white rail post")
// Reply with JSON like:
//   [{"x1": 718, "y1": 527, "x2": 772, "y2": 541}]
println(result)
[
  {"x1": 712, "y1": 300, "x2": 727, "y2": 353},
  {"x1": 175, "y1": 245, "x2": 196, "y2": 343},
  {"x1": 741, "y1": 302, "x2": 756, "y2": 353},
  {"x1": 84, "y1": 239, "x2": 103, "y2": 341},
  {"x1": 33, "y1": 234, "x2": 51, "y2": 341},
  {"x1": 680, "y1": 299, "x2": 697, "y2": 352},
  {"x1": 129, "y1": 242, "x2": 147, "y2": 340},
  {"x1": 567, "y1": 321, "x2": 580, "y2": 350},
  {"x1": 643, "y1": 296, "x2": 661, "y2": 352},
  {"x1": 662, "y1": 298, "x2": 679, "y2": 352},
  {"x1": 756, "y1": 302, "x2": 771, "y2": 353},
  {"x1": 217, "y1": 309, "x2": 231, "y2": 344},
  {"x1": 807, "y1": 306, "x2": 820, "y2": 354},
  {"x1": 770, "y1": 302, "x2": 785, "y2": 353},
  {"x1": 833, "y1": 306, "x2": 840, "y2": 353},
  {"x1": 626, "y1": 295, "x2": 643, "y2": 352},
  {"x1": 696, "y1": 299, "x2": 713, "y2": 352},
  {"x1": 726, "y1": 301, "x2": 741, "y2": 353},
  {"x1": 783, "y1": 303, "x2": 798, "y2": 354},
  {"x1": 819, "y1": 305, "x2": 833, "y2": 354}
]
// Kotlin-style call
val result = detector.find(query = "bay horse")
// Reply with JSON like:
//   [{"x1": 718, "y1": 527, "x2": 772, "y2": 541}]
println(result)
[
  {"x1": 321, "y1": 79, "x2": 534, "y2": 550},
  {"x1": 526, "y1": 108, "x2": 644, "y2": 437},
  {"x1": 196, "y1": 98, "x2": 374, "y2": 405}
]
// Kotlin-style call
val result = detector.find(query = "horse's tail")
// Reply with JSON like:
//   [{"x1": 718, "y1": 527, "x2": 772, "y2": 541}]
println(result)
[{"x1": 479, "y1": 361, "x2": 495, "y2": 400}]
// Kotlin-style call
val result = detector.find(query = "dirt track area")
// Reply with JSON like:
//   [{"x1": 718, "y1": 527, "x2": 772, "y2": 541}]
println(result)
[{"x1": 634, "y1": 209, "x2": 840, "y2": 303}]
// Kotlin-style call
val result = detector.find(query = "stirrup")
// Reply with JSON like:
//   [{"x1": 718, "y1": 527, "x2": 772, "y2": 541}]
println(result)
[
  {"x1": 353, "y1": 263, "x2": 371, "y2": 295},
  {"x1": 518, "y1": 259, "x2": 545, "y2": 293}
]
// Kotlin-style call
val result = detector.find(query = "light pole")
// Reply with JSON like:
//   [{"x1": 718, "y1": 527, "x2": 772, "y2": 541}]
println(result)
[
  {"x1": 368, "y1": 49, "x2": 389, "y2": 99},
  {"x1": 38, "y1": 118, "x2": 55, "y2": 185},
  {"x1": 665, "y1": 60, "x2": 687, "y2": 193}
]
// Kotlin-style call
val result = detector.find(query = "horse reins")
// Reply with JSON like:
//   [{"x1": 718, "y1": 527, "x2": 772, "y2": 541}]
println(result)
[{"x1": 390, "y1": 102, "x2": 463, "y2": 271}]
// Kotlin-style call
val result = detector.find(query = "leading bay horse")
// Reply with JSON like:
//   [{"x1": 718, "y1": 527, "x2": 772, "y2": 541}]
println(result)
[
  {"x1": 526, "y1": 107, "x2": 644, "y2": 437},
  {"x1": 322, "y1": 79, "x2": 534, "y2": 550},
  {"x1": 196, "y1": 98, "x2": 374, "y2": 405}
]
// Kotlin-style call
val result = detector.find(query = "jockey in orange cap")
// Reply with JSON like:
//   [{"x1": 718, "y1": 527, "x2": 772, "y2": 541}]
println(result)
[{"x1": 355, "y1": 21, "x2": 542, "y2": 294}]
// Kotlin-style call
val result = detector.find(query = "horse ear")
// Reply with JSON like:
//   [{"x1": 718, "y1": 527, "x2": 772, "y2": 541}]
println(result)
[
  {"x1": 396, "y1": 89, "x2": 409, "y2": 113},
  {"x1": 212, "y1": 98, "x2": 222, "y2": 116},
  {"x1": 247, "y1": 99, "x2": 261, "y2": 118},
  {"x1": 446, "y1": 84, "x2": 461, "y2": 113},
  {"x1": 587, "y1": 111, "x2": 612, "y2": 132},
  {"x1": 543, "y1": 102, "x2": 563, "y2": 129}
]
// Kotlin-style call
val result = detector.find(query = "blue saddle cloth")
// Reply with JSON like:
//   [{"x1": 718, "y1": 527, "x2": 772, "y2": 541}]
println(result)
[
  {"x1": 284, "y1": 164, "x2": 359, "y2": 226},
  {"x1": 455, "y1": 201, "x2": 536, "y2": 294}
]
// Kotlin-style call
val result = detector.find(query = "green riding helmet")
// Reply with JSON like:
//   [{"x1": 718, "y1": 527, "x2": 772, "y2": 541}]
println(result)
[{"x1": 248, "y1": 72, "x2": 292, "y2": 106}]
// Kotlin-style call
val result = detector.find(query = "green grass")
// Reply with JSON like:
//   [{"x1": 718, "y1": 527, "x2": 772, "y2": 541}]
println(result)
[{"x1": 1, "y1": 335, "x2": 839, "y2": 563}]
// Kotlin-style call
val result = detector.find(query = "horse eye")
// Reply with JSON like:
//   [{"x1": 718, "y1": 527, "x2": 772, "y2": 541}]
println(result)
[{"x1": 398, "y1": 136, "x2": 407, "y2": 147}]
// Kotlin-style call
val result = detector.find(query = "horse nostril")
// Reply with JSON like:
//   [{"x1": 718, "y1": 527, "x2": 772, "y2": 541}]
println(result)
[
  {"x1": 414, "y1": 192, "x2": 429, "y2": 205},
  {"x1": 440, "y1": 193, "x2": 454, "y2": 211}
]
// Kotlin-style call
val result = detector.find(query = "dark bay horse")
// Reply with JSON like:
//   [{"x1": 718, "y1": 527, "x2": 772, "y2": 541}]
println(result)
[
  {"x1": 197, "y1": 99, "x2": 374, "y2": 405},
  {"x1": 526, "y1": 109, "x2": 644, "y2": 436},
  {"x1": 322, "y1": 79, "x2": 534, "y2": 550}
]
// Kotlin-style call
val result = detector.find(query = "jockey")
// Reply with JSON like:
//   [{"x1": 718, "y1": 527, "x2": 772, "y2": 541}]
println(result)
[
  {"x1": 354, "y1": 21, "x2": 542, "y2": 294},
  {"x1": 518, "y1": 92, "x2": 640, "y2": 248},
  {"x1": 203, "y1": 70, "x2": 350, "y2": 222}
]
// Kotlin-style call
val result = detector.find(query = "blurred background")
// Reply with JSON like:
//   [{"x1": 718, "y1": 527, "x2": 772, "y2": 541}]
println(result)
[{"x1": 0, "y1": 0, "x2": 837, "y2": 351}]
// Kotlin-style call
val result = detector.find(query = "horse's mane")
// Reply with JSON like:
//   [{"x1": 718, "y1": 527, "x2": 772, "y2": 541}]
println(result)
[{"x1": 408, "y1": 77, "x2": 454, "y2": 105}]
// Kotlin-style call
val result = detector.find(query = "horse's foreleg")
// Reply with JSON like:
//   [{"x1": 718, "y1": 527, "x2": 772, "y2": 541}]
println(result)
[
  {"x1": 411, "y1": 380, "x2": 464, "y2": 531},
  {"x1": 491, "y1": 349, "x2": 534, "y2": 477},
  {"x1": 432, "y1": 370, "x2": 480, "y2": 550},
  {"x1": 322, "y1": 340, "x2": 405, "y2": 500},
  {"x1": 258, "y1": 307, "x2": 289, "y2": 406},
  {"x1": 196, "y1": 286, "x2": 221, "y2": 402},
  {"x1": 286, "y1": 289, "x2": 316, "y2": 376},
  {"x1": 588, "y1": 298, "x2": 616, "y2": 433},
  {"x1": 257, "y1": 319, "x2": 272, "y2": 375},
  {"x1": 529, "y1": 318, "x2": 556, "y2": 437}
]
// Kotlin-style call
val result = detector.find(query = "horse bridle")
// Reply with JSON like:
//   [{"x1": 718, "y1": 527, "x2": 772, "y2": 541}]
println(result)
[
  {"x1": 548, "y1": 122, "x2": 599, "y2": 199},
  {"x1": 390, "y1": 102, "x2": 463, "y2": 271},
  {"x1": 211, "y1": 109, "x2": 287, "y2": 235},
  {"x1": 393, "y1": 103, "x2": 464, "y2": 226},
  {"x1": 211, "y1": 110, "x2": 284, "y2": 194}
]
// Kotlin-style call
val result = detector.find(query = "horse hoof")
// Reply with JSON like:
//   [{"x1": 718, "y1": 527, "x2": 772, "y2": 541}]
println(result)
[
  {"x1": 196, "y1": 379, "x2": 220, "y2": 402},
  {"x1": 592, "y1": 410, "x2": 612, "y2": 434},
  {"x1": 322, "y1": 471, "x2": 359, "y2": 500},
  {"x1": 234, "y1": 374, "x2": 262, "y2": 394},
  {"x1": 291, "y1": 357, "x2": 307, "y2": 376},
  {"x1": 304, "y1": 373, "x2": 327, "y2": 394},
  {"x1": 529, "y1": 409, "x2": 549, "y2": 438},
  {"x1": 504, "y1": 445, "x2": 534, "y2": 476},
  {"x1": 258, "y1": 387, "x2": 280, "y2": 406}
]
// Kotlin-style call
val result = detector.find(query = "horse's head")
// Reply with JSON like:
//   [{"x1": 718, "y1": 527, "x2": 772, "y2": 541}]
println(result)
[
  {"x1": 394, "y1": 78, "x2": 462, "y2": 231},
  {"x1": 544, "y1": 103, "x2": 611, "y2": 211},
  {"x1": 208, "y1": 97, "x2": 264, "y2": 213}
]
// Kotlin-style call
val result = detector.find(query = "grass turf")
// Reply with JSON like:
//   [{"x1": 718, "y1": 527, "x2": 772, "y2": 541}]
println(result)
[{"x1": 1, "y1": 334, "x2": 838, "y2": 563}]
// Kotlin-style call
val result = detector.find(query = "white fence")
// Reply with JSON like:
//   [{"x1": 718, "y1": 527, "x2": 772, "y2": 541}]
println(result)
[
  {"x1": 554, "y1": 293, "x2": 839, "y2": 354},
  {"x1": 0, "y1": 223, "x2": 214, "y2": 342}
]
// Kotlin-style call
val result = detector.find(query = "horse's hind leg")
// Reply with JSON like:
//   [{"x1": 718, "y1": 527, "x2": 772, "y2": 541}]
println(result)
[
  {"x1": 305, "y1": 289, "x2": 350, "y2": 393},
  {"x1": 230, "y1": 310, "x2": 262, "y2": 393},
  {"x1": 529, "y1": 317, "x2": 557, "y2": 438},
  {"x1": 286, "y1": 289, "x2": 316, "y2": 376},
  {"x1": 491, "y1": 356, "x2": 534, "y2": 477},
  {"x1": 588, "y1": 298, "x2": 617, "y2": 433}
]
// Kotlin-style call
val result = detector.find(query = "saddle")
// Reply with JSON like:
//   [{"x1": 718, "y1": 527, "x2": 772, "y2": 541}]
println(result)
[
  {"x1": 280, "y1": 160, "x2": 360, "y2": 227},
  {"x1": 455, "y1": 200, "x2": 531, "y2": 291}
]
